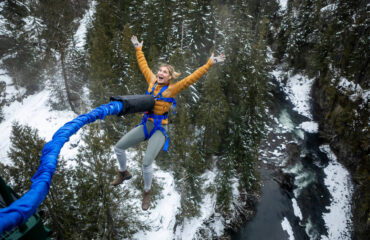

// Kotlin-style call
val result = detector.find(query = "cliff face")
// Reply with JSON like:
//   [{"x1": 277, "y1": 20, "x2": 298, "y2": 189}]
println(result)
[{"x1": 312, "y1": 76, "x2": 369, "y2": 240}]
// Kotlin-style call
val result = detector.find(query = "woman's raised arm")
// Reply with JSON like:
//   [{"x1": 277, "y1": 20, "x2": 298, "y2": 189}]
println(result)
[
  {"x1": 171, "y1": 53, "x2": 225, "y2": 95},
  {"x1": 131, "y1": 35, "x2": 155, "y2": 84}
]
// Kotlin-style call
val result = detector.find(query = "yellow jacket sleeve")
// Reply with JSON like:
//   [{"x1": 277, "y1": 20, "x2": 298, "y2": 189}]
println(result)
[
  {"x1": 170, "y1": 58, "x2": 214, "y2": 95},
  {"x1": 135, "y1": 46, "x2": 156, "y2": 85}
]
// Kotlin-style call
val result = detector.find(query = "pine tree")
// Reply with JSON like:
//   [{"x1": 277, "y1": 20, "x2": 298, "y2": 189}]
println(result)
[
  {"x1": 170, "y1": 104, "x2": 205, "y2": 218},
  {"x1": 40, "y1": 154, "x2": 76, "y2": 239},
  {"x1": 70, "y1": 123, "x2": 142, "y2": 239},
  {"x1": 196, "y1": 68, "x2": 229, "y2": 161},
  {"x1": 2, "y1": 122, "x2": 45, "y2": 194},
  {"x1": 215, "y1": 150, "x2": 235, "y2": 214},
  {"x1": 208, "y1": 0, "x2": 271, "y2": 214}
]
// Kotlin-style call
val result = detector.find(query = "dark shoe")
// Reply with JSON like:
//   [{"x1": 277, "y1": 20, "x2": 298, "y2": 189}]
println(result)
[
  {"x1": 111, "y1": 170, "x2": 132, "y2": 186},
  {"x1": 142, "y1": 190, "x2": 151, "y2": 211}
]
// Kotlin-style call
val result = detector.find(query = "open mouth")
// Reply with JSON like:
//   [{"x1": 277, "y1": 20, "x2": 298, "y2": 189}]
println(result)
[{"x1": 158, "y1": 76, "x2": 164, "y2": 80}]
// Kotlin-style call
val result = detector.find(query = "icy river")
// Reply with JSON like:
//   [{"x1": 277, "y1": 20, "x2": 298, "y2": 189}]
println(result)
[{"x1": 232, "y1": 70, "x2": 354, "y2": 240}]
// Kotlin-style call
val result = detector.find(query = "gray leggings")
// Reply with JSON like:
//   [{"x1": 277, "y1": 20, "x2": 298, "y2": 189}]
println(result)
[{"x1": 114, "y1": 121, "x2": 166, "y2": 191}]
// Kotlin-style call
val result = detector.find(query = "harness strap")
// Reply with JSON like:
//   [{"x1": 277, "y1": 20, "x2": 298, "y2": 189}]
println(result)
[
  {"x1": 140, "y1": 82, "x2": 176, "y2": 151},
  {"x1": 138, "y1": 112, "x2": 170, "y2": 152},
  {"x1": 147, "y1": 83, "x2": 167, "y2": 98},
  {"x1": 146, "y1": 83, "x2": 176, "y2": 114}
]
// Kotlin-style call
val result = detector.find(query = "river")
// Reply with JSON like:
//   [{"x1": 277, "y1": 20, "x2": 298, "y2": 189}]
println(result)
[{"x1": 232, "y1": 72, "x2": 353, "y2": 240}]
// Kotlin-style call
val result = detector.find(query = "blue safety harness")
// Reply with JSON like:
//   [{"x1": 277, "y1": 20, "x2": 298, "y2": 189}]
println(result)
[{"x1": 138, "y1": 82, "x2": 176, "y2": 151}]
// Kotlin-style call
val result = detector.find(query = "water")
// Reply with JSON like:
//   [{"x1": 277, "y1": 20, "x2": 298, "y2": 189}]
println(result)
[{"x1": 233, "y1": 166, "x2": 308, "y2": 240}]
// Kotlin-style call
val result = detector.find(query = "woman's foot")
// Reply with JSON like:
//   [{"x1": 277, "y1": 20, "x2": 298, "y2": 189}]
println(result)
[
  {"x1": 142, "y1": 190, "x2": 151, "y2": 211},
  {"x1": 111, "y1": 170, "x2": 132, "y2": 186}
]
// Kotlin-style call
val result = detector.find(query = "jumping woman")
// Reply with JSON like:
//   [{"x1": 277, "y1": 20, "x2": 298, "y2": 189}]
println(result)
[{"x1": 112, "y1": 35, "x2": 225, "y2": 210}]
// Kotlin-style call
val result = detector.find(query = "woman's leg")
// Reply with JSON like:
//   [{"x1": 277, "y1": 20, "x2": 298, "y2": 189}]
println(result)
[
  {"x1": 142, "y1": 127, "x2": 166, "y2": 191},
  {"x1": 114, "y1": 125, "x2": 146, "y2": 171},
  {"x1": 141, "y1": 126, "x2": 166, "y2": 210}
]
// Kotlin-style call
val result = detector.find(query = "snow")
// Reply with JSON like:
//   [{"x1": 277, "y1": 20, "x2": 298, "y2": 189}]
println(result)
[
  {"x1": 133, "y1": 168, "x2": 226, "y2": 240},
  {"x1": 272, "y1": 69, "x2": 318, "y2": 140},
  {"x1": 271, "y1": 149, "x2": 283, "y2": 157},
  {"x1": 23, "y1": 15, "x2": 45, "y2": 37},
  {"x1": 134, "y1": 167, "x2": 181, "y2": 240},
  {"x1": 0, "y1": 68, "x2": 27, "y2": 102},
  {"x1": 0, "y1": 0, "x2": 97, "y2": 166},
  {"x1": 272, "y1": 70, "x2": 314, "y2": 119},
  {"x1": 281, "y1": 217, "x2": 295, "y2": 240},
  {"x1": 298, "y1": 121, "x2": 318, "y2": 133},
  {"x1": 319, "y1": 145, "x2": 353, "y2": 240},
  {"x1": 0, "y1": 89, "x2": 78, "y2": 165},
  {"x1": 337, "y1": 77, "x2": 361, "y2": 92},
  {"x1": 320, "y1": 4, "x2": 337, "y2": 13},
  {"x1": 279, "y1": 0, "x2": 288, "y2": 11},
  {"x1": 74, "y1": 0, "x2": 97, "y2": 49},
  {"x1": 333, "y1": 77, "x2": 369, "y2": 106},
  {"x1": 174, "y1": 169, "x2": 224, "y2": 239},
  {"x1": 1, "y1": 0, "x2": 98, "y2": 166},
  {"x1": 291, "y1": 198, "x2": 303, "y2": 221},
  {"x1": 0, "y1": 2, "x2": 10, "y2": 35}
]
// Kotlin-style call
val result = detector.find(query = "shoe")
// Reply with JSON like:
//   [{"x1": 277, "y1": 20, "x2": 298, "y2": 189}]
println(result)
[
  {"x1": 142, "y1": 190, "x2": 151, "y2": 211},
  {"x1": 111, "y1": 170, "x2": 132, "y2": 186}
]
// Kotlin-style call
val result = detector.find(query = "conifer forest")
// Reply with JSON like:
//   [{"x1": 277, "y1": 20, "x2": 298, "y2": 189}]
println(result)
[{"x1": 0, "y1": 0, "x2": 368, "y2": 239}]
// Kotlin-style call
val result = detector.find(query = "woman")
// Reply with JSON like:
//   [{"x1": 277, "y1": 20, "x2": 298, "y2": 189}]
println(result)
[{"x1": 112, "y1": 35, "x2": 225, "y2": 210}]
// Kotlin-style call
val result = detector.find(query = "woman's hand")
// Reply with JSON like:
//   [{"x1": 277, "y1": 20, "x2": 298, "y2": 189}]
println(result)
[
  {"x1": 210, "y1": 53, "x2": 226, "y2": 64},
  {"x1": 131, "y1": 35, "x2": 143, "y2": 49}
]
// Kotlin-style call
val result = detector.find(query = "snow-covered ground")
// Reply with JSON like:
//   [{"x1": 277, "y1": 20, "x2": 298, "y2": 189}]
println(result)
[
  {"x1": 74, "y1": 0, "x2": 96, "y2": 50},
  {"x1": 291, "y1": 198, "x2": 303, "y2": 221},
  {"x1": 133, "y1": 165, "x2": 181, "y2": 240},
  {"x1": 319, "y1": 145, "x2": 353, "y2": 240},
  {"x1": 272, "y1": 70, "x2": 315, "y2": 120},
  {"x1": 0, "y1": 74, "x2": 78, "y2": 165},
  {"x1": 332, "y1": 76, "x2": 369, "y2": 109},
  {"x1": 281, "y1": 217, "x2": 294, "y2": 240},
  {"x1": 298, "y1": 121, "x2": 318, "y2": 133},
  {"x1": 0, "y1": 2, "x2": 10, "y2": 36},
  {"x1": 133, "y1": 167, "x2": 228, "y2": 240}
]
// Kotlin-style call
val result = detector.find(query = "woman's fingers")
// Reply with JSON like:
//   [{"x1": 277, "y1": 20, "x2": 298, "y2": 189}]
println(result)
[
  {"x1": 131, "y1": 35, "x2": 142, "y2": 48},
  {"x1": 210, "y1": 53, "x2": 226, "y2": 63}
]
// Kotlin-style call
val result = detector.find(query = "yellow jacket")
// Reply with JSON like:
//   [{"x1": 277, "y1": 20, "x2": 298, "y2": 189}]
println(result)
[{"x1": 136, "y1": 46, "x2": 214, "y2": 124}]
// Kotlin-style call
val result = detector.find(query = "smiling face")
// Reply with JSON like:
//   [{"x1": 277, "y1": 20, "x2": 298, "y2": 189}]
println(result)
[{"x1": 156, "y1": 66, "x2": 171, "y2": 84}]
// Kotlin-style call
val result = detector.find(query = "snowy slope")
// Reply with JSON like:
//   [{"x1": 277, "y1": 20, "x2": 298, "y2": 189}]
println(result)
[{"x1": 0, "y1": 84, "x2": 78, "y2": 166}]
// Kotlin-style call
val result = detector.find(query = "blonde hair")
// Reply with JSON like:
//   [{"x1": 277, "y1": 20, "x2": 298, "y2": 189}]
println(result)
[{"x1": 159, "y1": 63, "x2": 181, "y2": 80}]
